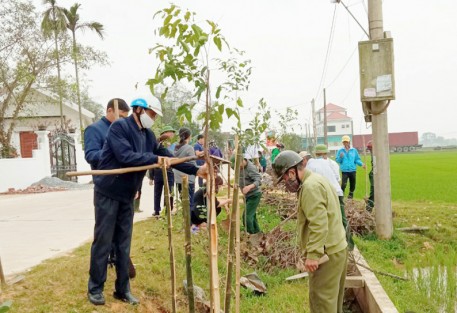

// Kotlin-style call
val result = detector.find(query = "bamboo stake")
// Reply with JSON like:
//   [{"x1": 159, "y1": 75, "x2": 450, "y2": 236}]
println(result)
[
  {"x1": 207, "y1": 166, "x2": 221, "y2": 313},
  {"x1": 113, "y1": 99, "x2": 119, "y2": 120},
  {"x1": 182, "y1": 176, "x2": 195, "y2": 312},
  {"x1": 224, "y1": 139, "x2": 241, "y2": 313},
  {"x1": 162, "y1": 159, "x2": 177, "y2": 312},
  {"x1": 0, "y1": 256, "x2": 7, "y2": 290},
  {"x1": 66, "y1": 155, "x2": 197, "y2": 177},
  {"x1": 362, "y1": 135, "x2": 369, "y2": 199},
  {"x1": 235, "y1": 148, "x2": 241, "y2": 313},
  {"x1": 227, "y1": 165, "x2": 231, "y2": 199}
]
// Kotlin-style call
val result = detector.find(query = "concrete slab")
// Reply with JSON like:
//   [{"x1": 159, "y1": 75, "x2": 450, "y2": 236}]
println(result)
[{"x1": 0, "y1": 178, "x2": 156, "y2": 278}]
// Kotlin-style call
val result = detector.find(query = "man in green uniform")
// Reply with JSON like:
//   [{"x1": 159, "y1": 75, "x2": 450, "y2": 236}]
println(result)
[{"x1": 273, "y1": 150, "x2": 348, "y2": 313}]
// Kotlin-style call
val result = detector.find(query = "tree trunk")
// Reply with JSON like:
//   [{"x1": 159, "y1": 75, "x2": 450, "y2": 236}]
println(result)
[
  {"x1": 224, "y1": 138, "x2": 241, "y2": 313},
  {"x1": 52, "y1": 8, "x2": 64, "y2": 129},
  {"x1": 162, "y1": 159, "x2": 177, "y2": 312},
  {"x1": 182, "y1": 175, "x2": 195, "y2": 312},
  {"x1": 72, "y1": 31, "x2": 83, "y2": 140}
]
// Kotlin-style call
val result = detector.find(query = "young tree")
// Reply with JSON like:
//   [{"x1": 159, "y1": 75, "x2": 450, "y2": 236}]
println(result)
[
  {"x1": 41, "y1": 0, "x2": 67, "y2": 129},
  {"x1": 63, "y1": 3, "x2": 104, "y2": 136},
  {"x1": 150, "y1": 5, "x2": 252, "y2": 312}
]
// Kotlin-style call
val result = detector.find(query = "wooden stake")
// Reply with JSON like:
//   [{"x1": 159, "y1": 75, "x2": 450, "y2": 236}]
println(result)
[
  {"x1": 207, "y1": 165, "x2": 221, "y2": 313},
  {"x1": 162, "y1": 159, "x2": 177, "y2": 312},
  {"x1": 66, "y1": 155, "x2": 198, "y2": 177},
  {"x1": 224, "y1": 139, "x2": 241, "y2": 313},
  {"x1": 227, "y1": 165, "x2": 231, "y2": 199},
  {"x1": 113, "y1": 99, "x2": 120, "y2": 120},
  {"x1": 0, "y1": 256, "x2": 7, "y2": 290},
  {"x1": 182, "y1": 176, "x2": 195, "y2": 312}
]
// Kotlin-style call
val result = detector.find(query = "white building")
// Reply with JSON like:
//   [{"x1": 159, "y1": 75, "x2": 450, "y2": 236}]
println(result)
[{"x1": 316, "y1": 103, "x2": 353, "y2": 152}]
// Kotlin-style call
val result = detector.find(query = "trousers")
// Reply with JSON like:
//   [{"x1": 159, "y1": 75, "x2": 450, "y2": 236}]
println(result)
[
  {"x1": 309, "y1": 248, "x2": 348, "y2": 313},
  {"x1": 341, "y1": 171, "x2": 356, "y2": 198},
  {"x1": 88, "y1": 191, "x2": 134, "y2": 294},
  {"x1": 243, "y1": 192, "x2": 262, "y2": 234}
]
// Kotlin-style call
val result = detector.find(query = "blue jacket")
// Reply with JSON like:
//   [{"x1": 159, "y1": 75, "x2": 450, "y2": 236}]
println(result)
[
  {"x1": 94, "y1": 115, "x2": 198, "y2": 203},
  {"x1": 335, "y1": 147, "x2": 363, "y2": 172},
  {"x1": 84, "y1": 116, "x2": 111, "y2": 170},
  {"x1": 194, "y1": 142, "x2": 205, "y2": 166}
]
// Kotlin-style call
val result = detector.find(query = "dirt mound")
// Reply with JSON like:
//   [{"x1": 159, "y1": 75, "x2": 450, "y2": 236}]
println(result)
[{"x1": 0, "y1": 176, "x2": 92, "y2": 195}]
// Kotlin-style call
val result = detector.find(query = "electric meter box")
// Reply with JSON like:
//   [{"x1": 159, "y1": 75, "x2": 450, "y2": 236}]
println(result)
[{"x1": 358, "y1": 38, "x2": 395, "y2": 102}]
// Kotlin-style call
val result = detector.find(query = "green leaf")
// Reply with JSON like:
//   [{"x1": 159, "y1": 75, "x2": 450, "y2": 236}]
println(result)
[
  {"x1": 218, "y1": 103, "x2": 225, "y2": 115},
  {"x1": 213, "y1": 36, "x2": 222, "y2": 51},
  {"x1": 236, "y1": 97, "x2": 243, "y2": 108},
  {"x1": 191, "y1": 24, "x2": 202, "y2": 36},
  {"x1": 0, "y1": 300, "x2": 12, "y2": 313},
  {"x1": 226, "y1": 108, "x2": 235, "y2": 118},
  {"x1": 164, "y1": 14, "x2": 173, "y2": 26},
  {"x1": 216, "y1": 85, "x2": 222, "y2": 99},
  {"x1": 184, "y1": 11, "x2": 191, "y2": 22}
]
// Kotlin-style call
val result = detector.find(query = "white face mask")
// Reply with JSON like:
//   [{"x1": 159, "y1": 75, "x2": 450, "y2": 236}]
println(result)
[{"x1": 140, "y1": 111, "x2": 154, "y2": 129}]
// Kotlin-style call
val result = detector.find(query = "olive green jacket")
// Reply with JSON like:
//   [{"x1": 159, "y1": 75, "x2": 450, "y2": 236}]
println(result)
[{"x1": 297, "y1": 170, "x2": 347, "y2": 260}]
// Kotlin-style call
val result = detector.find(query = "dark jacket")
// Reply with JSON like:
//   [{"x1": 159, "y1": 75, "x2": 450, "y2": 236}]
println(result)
[
  {"x1": 194, "y1": 142, "x2": 205, "y2": 166},
  {"x1": 84, "y1": 116, "x2": 111, "y2": 170},
  {"x1": 94, "y1": 115, "x2": 198, "y2": 203}
]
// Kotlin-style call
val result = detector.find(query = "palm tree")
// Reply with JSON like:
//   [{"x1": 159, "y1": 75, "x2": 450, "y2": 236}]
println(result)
[
  {"x1": 63, "y1": 3, "x2": 104, "y2": 137},
  {"x1": 41, "y1": 0, "x2": 67, "y2": 129}
]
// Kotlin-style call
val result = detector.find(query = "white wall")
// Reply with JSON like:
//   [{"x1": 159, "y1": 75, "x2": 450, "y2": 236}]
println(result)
[
  {"x1": 0, "y1": 131, "x2": 51, "y2": 192},
  {"x1": 0, "y1": 131, "x2": 92, "y2": 192}
]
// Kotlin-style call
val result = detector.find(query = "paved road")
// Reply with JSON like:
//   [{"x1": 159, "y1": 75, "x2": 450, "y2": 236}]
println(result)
[{"x1": 0, "y1": 179, "x2": 155, "y2": 278}]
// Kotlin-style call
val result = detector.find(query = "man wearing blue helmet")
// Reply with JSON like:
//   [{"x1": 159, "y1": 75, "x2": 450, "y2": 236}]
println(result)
[{"x1": 87, "y1": 94, "x2": 207, "y2": 306}]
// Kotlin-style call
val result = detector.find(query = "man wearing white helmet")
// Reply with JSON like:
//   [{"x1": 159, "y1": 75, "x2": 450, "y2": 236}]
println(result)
[
  {"x1": 87, "y1": 94, "x2": 207, "y2": 306},
  {"x1": 335, "y1": 135, "x2": 365, "y2": 199}
]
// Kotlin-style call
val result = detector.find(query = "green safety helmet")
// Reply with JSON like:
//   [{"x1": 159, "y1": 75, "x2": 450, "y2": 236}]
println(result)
[
  {"x1": 314, "y1": 144, "x2": 328, "y2": 154},
  {"x1": 272, "y1": 150, "x2": 304, "y2": 184},
  {"x1": 160, "y1": 125, "x2": 176, "y2": 135}
]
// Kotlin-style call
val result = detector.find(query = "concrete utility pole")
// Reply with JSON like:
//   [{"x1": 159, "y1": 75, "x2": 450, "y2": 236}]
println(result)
[
  {"x1": 368, "y1": 0, "x2": 393, "y2": 239},
  {"x1": 311, "y1": 99, "x2": 317, "y2": 147},
  {"x1": 323, "y1": 88, "x2": 328, "y2": 146}
]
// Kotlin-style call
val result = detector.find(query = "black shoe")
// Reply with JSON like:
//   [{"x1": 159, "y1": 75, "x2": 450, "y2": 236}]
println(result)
[
  {"x1": 88, "y1": 292, "x2": 105, "y2": 305},
  {"x1": 113, "y1": 291, "x2": 140, "y2": 305}
]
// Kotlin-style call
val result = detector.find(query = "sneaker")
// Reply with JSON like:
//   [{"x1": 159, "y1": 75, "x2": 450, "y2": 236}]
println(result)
[{"x1": 152, "y1": 212, "x2": 161, "y2": 219}]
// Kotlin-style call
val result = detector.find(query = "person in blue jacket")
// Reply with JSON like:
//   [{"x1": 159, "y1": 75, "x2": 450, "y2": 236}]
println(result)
[
  {"x1": 335, "y1": 135, "x2": 365, "y2": 199},
  {"x1": 84, "y1": 98, "x2": 130, "y2": 169},
  {"x1": 194, "y1": 134, "x2": 205, "y2": 187},
  {"x1": 84, "y1": 99, "x2": 136, "y2": 278},
  {"x1": 87, "y1": 96, "x2": 207, "y2": 306}
]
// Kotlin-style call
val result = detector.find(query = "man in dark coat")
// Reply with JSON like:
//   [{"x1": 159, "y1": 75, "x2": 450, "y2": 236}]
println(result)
[
  {"x1": 84, "y1": 99, "x2": 136, "y2": 278},
  {"x1": 87, "y1": 96, "x2": 207, "y2": 306}
]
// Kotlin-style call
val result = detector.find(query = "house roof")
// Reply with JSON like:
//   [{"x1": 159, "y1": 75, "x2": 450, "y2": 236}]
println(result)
[
  {"x1": 318, "y1": 103, "x2": 346, "y2": 112},
  {"x1": 327, "y1": 111, "x2": 351, "y2": 120},
  {"x1": 37, "y1": 89, "x2": 95, "y2": 119}
]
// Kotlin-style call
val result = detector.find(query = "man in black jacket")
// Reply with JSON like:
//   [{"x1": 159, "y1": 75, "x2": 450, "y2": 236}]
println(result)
[{"x1": 87, "y1": 96, "x2": 206, "y2": 306}]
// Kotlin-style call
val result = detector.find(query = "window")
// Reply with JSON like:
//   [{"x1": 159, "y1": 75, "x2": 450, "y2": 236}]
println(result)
[
  {"x1": 327, "y1": 126, "x2": 336, "y2": 133},
  {"x1": 342, "y1": 124, "x2": 346, "y2": 129}
]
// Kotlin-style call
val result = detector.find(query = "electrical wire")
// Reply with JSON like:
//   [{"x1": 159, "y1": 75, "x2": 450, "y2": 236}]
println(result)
[
  {"x1": 339, "y1": 1, "x2": 369, "y2": 38},
  {"x1": 314, "y1": 4, "x2": 338, "y2": 103}
]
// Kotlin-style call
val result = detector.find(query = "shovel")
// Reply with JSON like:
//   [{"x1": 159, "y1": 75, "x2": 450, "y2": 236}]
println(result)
[{"x1": 285, "y1": 254, "x2": 330, "y2": 281}]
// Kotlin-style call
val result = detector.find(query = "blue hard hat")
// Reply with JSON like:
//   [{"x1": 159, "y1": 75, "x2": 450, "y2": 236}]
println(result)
[{"x1": 130, "y1": 97, "x2": 163, "y2": 116}]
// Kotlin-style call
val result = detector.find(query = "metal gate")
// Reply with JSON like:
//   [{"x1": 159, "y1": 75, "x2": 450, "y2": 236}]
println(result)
[{"x1": 49, "y1": 131, "x2": 77, "y2": 182}]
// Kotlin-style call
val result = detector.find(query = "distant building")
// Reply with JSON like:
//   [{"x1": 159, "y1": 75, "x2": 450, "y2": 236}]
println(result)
[
  {"x1": 316, "y1": 103, "x2": 353, "y2": 152},
  {"x1": 1, "y1": 88, "x2": 95, "y2": 158}
]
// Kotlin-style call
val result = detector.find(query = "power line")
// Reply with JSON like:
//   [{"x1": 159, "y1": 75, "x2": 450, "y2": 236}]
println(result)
[
  {"x1": 314, "y1": 4, "x2": 338, "y2": 103},
  {"x1": 339, "y1": 1, "x2": 369, "y2": 38},
  {"x1": 326, "y1": 33, "x2": 365, "y2": 89}
]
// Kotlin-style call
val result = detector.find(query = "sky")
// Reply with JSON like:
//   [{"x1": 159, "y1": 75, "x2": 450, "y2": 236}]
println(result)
[{"x1": 32, "y1": 0, "x2": 457, "y2": 139}]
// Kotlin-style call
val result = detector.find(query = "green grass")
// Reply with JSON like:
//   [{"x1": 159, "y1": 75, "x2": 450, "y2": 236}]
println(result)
[
  {"x1": 351, "y1": 150, "x2": 457, "y2": 312},
  {"x1": 1, "y1": 150, "x2": 456, "y2": 312},
  {"x1": 354, "y1": 150, "x2": 457, "y2": 203}
]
